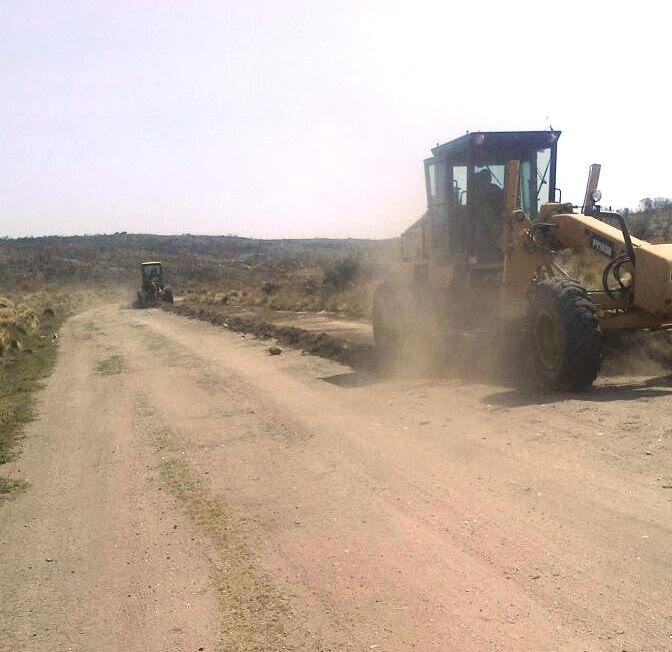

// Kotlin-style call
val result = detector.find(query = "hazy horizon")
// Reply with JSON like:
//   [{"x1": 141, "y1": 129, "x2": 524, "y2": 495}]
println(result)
[
  {"x1": 2, "y1": 1, "x2": 670, "y2": 239},
  {"x1": 3, "y1": 230, "x2": 394, "y2": 241}
]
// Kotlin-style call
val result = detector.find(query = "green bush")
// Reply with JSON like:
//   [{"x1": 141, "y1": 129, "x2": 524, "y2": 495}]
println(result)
[{"x1": 323, "y1": 255, "x2": 370, "y2": 292}]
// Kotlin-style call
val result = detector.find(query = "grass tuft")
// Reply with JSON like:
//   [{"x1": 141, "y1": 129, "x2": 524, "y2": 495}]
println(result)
[
  {"x1": 157, "y1": 449, "x2": 292, "y2": 650},
  {"x1": 96, "y1": 354, "x2": 126, "y2": 375},
  {"x1": 0, "y1": 477, "x2": 28, "y2": 495}
]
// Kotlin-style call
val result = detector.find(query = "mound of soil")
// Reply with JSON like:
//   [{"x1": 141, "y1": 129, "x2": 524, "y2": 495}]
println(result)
[{"x1": 163, "y1": 303, "x2": 377, "y2": 370}]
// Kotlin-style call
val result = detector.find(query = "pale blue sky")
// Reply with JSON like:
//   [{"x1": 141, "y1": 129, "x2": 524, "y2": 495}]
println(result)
[{"x1": 1, "y1": 1, "x2": 669, "y2": 238}]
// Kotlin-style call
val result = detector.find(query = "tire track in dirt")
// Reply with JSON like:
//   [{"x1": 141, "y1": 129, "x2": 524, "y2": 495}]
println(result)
[{"x1": 0, "y1": 308, "x2": 220, "y2": 652}]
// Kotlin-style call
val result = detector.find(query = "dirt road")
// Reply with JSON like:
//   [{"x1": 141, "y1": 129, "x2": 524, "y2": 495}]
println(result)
[{"x1": 1, "y1": 304, "x2": 672, "y2": 651}]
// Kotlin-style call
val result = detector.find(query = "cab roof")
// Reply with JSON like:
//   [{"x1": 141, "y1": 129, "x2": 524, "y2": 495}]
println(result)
[
  {"x1": 141, "y1": 261, "x2": 162, "y2": 266},
  {"x1": 431, "y1": 130, "x2": 561, "y2": 161}
]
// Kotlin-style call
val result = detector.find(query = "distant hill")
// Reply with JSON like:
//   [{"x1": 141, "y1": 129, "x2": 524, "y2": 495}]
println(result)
[
  {"x1": 6, "y1": 206, "x2": 671, "y2": 293},
  {"x1": 0, "y1": 233, "x2": 398, "y2": 291}
]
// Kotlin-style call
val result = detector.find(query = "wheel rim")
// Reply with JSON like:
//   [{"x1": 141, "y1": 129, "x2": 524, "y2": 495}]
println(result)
[{"x1": 535, "y1": 311, "x2": 561, "y2": 370}]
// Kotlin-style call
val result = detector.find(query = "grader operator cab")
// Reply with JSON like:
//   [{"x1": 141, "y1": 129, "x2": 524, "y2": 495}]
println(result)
[
  {"x1": 134, "y1": 261, "x2": 174, "y2": 308},
  {"x1": 373, "y1": 130, "x2": 672, "y2": 389}
]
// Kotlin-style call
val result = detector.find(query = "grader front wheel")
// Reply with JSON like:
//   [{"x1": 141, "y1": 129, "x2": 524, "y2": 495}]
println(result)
[{"x1": 528, "y1": 278, "x2": 602, "y2": 390}]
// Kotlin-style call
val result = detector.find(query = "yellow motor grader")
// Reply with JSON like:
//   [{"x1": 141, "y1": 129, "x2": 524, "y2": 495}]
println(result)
[{"x1": 373, "y1": 130, "x2": 672, "y2": 389}]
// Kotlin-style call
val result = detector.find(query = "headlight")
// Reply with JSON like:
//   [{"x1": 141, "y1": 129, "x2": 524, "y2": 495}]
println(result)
[{"x1": 591, "y1": 189, "x2": 602, "y2": 203}]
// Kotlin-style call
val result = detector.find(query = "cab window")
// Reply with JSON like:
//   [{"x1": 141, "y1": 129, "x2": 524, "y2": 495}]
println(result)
[
  {"x1": 536, "y1": 147, "x2": 551, "y2": 207},
  {"x1": 452, "y1": 165, "x2": 468, "y2": 206},
  {"x1": 474, "y1": 165, "x2": 504, "y2": 189},
  {"x1": 427, "y1": 163, "x2": 437, "y2": 203},
  {"x1": 144, "y1": 265, "x2": 161, "y2": 278}
]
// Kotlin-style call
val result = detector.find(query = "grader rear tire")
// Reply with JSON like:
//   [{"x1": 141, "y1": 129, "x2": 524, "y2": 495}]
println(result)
[{"x1": 528, "y1": 278, "x2": 601, "y2": 390}]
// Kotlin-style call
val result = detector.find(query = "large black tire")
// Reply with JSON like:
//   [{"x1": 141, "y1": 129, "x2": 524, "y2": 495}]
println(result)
[{"x1": 528, "y1": 278, "x2": 601, "y2": 390}]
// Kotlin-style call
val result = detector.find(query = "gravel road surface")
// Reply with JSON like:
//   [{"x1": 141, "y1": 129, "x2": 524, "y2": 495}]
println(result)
[{"x1": 1, "y1": 304, "x2": 671, "y2": 651}]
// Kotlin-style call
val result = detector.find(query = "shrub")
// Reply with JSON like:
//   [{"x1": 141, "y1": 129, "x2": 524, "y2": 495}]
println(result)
[
  {"x1": 302, "y1": 277, "x2": 319, "y2": 295},
  {"x1": 323, "y1": 255, "x2": 367, "y2": 292},
  {"x1": 260, "y1": 281, "x2": 280, "y2": 295}
]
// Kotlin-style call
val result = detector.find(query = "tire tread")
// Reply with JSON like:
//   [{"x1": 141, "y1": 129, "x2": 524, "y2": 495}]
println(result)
[{"x1": 528, "y1": 278, "x2": 601, "y2": 390}]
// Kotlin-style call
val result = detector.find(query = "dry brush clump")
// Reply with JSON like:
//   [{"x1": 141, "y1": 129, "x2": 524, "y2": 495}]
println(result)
[
  {"x1": 184, "y1": 244, "x2": 400, "y2": 319},
  {"x1": 627, "y1": 206, "x2": 672, "y2": 243},
  {"x1": 0, "y1": 291, "x2": 71, "y2": 358}
]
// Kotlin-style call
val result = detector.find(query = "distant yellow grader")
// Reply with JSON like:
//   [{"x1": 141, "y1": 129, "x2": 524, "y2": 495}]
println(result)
[{"x1": 373, "y1": 130, "x2": 672, "y2": 389}]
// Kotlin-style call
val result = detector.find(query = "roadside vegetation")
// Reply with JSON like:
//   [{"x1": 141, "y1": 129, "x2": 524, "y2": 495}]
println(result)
[
  {"x1": 183, "y1": 247, "x2": 398, "y2": 318},
  {"x1": 0, "y1": 288, "x2": 129, "y2": 495},
  {"x1": 0, "y1": 233, "x2": 400, "y2": 318},
  {"x1": 0, "y1": 292, "x2": 70, "y2": 494}
]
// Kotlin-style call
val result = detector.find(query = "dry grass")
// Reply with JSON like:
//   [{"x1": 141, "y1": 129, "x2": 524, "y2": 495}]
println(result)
[
  {"x1": 0, "y1": 300, "x2": 65, "y2": 493},
  {"x1": 0, "y1": 233, "x2": 401, "y2": 323},
  {"x1": 0, "y1": 288, "x2": 111, "y2": 495},
  {"x1": 183, "y1": 247, "x2": 400, "y2": 319},
  {"x1": 96, "y1": 354, "x2": 126, "y2": 375},
  {"x1": 0, "y1": 291, "x2": 75, "y2": 356},
  {"x1": 159, "y1": 457, "x2": 293, "y2": 652}
]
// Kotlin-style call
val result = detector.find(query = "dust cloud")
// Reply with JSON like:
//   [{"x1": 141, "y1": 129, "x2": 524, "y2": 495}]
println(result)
[
  {"x1": 375, "y1": 287, "x2": 672, "y2": 388},
  {"x1": 602, "y1": 331, "x2": 672, "y2": 378},
  {"x1": 374, "y1": 288, "x2": 526, "y2": 386}
]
